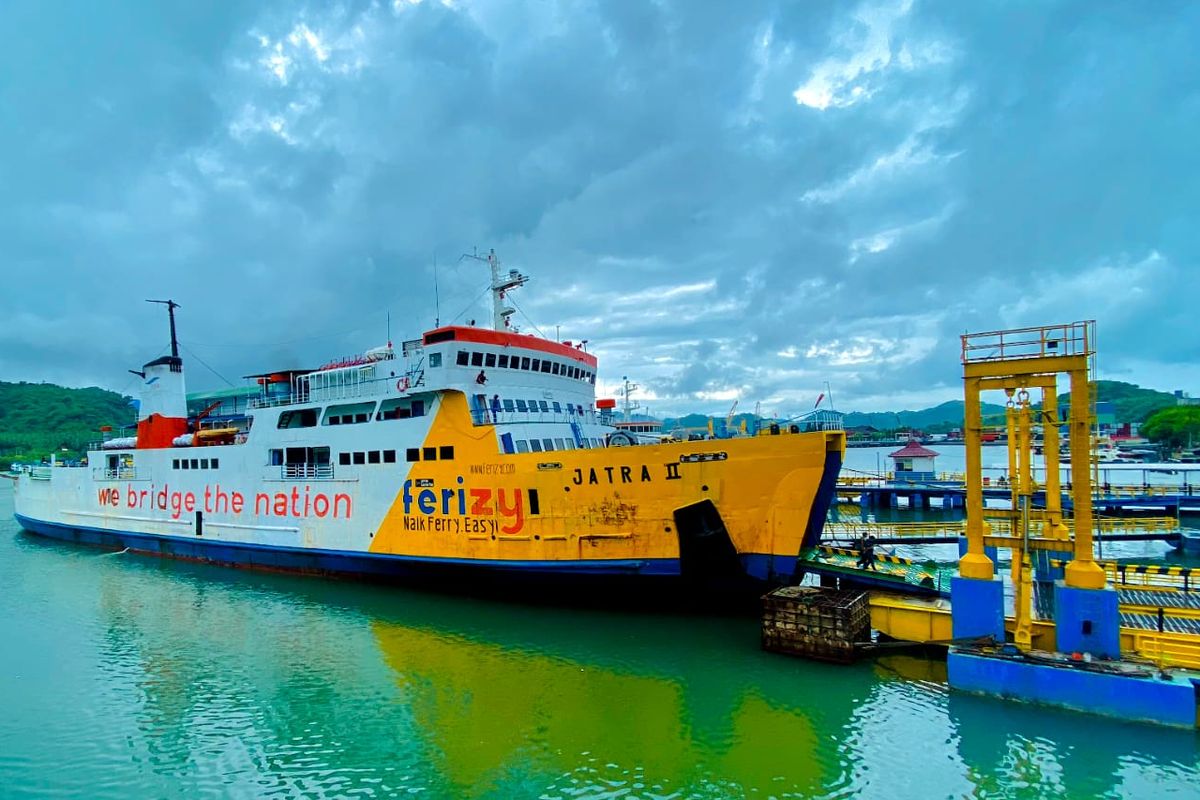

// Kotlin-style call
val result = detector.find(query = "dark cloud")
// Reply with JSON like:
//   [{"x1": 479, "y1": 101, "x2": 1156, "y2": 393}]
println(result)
[{"x1": 1, "y1": 0, "x2": 1196, "y2": 414}]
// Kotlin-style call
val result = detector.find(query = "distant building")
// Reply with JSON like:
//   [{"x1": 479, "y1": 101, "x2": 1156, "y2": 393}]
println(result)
[
  {"x1": 889, "y1": 441, "x2": 940, "y2": 482},
  {"x1": 846, "y1": 425, "x2": 880, "y2": 440},
  {"x1": 1176, "y1": 390, "x2": 1200, "y2": 407}
]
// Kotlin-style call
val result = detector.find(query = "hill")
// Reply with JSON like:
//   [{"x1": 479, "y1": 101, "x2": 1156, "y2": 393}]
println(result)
[
  {"x1": 1061, "y1": 380, "x2": 1176, "y2": 423},
  {"x1": 659, "y1": 381, "x2": 1178, "y2": 436},
  {"x1": 842, "y1": 400, "x2": 1009, "y2": 432},
  {"x1": 0, "y1": 381, "x2": 134, "y2": 466}
]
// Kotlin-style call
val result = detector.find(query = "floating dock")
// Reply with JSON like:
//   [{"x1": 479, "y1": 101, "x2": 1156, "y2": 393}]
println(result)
[{"x1": 771, "y1": 322, "x2": 1200, "y2": 730}]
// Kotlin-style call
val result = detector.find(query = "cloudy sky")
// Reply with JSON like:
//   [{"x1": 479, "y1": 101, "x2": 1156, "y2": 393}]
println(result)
[{"x1": 1, "y1": 0, "x2": 1197, "y2": 416}]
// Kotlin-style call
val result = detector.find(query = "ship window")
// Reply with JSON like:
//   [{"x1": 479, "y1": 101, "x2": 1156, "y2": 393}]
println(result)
[
  {"x1": 368, "y1": 451, "x2": 381, "y2": 464},
  {"x1": 552, "y1": 402, "x2": 561, "y2": 413},
  {"x1": 211, "y1": 458, "x2": 219, "y2": 469},
  {"x1": 516, "y1": 440, "x2": 529, "y2": 453},
  {"x1": 439, "y1": 445, "x2": 454, "y2": 460},
  {"x1": 411, "y1": 400, "x2": 425, "y2": 417},
  {"x1": 383, "y1": 450, "x2": 396, "y2": 463},
  {"x1": 564, "y1": 440, "x2": 575, "y2": 450},
  {"x1": 554, "y1": 438, "x2": 564, "y2": 450},
  {"x1": 269, "y1": 449, "x2": 283, "y2": 466},
  {"x1": 201, "y1": 459, "x2": 209, "y2": 469},
  {"x1": 429, "y1": 353, "x2": 442, "y2": 368},
  {"x1": 423, "y1": 446, "x2": 437, "y2": 461},
  {"x1": 551, "y1": 362, "x2": 559, "y2": 375},
  {"x1": 542, "y1": 438, "x2": 554, "y2": 451},
  {"x1": 278, "y1": 408, "x2": 319, "y2": 429},
  {"x1": 181, "y1": 460, "x2": 189, "y2": 470},
  {"x1": 572, "y1": 367, "x2": 580, "y2": 379},
  {"x1": 484, "y1": 353, "x2": 496, "y2": 368},
  {"x1": 471, "y1": 352, "x2": 484, "y2": 367},
  {"x1": 456, "y1": 351, "x2": 469, "y2": 366},
  {"x1": 498, "y1": 354, "x2": 509, "y2": 368},
  {"x1": 515, "y1": 399, "x2": 528, "y2": 412},
  {"x1": 330, "y1": 416, "x2": 342, "y2": 425},
  {"x1": 529, "y1": 439, "x2": 543, "y2": 453},
  {"x1": 406, "y1": 448, "x2": 420, "y2": 462},
  {"x1": 530, "y1": 358, "x2": 540, "y2": 372},
  {"x1": 539, "y1": 401, "x2": 549, "y2": 413},
  {"x1": 190, "y1": 459, "x2": 199, "y2": 469},
  {"x1": 503, "y1": 399, "x2": 515, "y2": 412},
  {"x1": 540, "y1": 361, "x2": 551, "y2": 373},
  {"x1": 172, "y1": 459, "x2": 180, "y2": 469},
  {"x1": 339, "y1": 453, "x2": 351, "y2": 465},
  {"x1": 353, "y1": 452, "x2": 366, "y2": 465}
]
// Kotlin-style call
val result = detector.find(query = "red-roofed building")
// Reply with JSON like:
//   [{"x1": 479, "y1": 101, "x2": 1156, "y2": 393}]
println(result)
[{"x1": 889, "y1": 441, "x2": 940, "y2": 482}]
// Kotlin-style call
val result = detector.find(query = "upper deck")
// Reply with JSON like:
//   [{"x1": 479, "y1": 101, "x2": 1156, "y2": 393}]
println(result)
[{"x1": 245, "y1": 326, "x2": 598, "y2": 414}]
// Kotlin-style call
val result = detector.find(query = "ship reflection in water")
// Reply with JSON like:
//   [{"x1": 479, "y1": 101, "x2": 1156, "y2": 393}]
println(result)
[{"x1": 1, "y1": 490, "x2": 1198, "y2": 798}]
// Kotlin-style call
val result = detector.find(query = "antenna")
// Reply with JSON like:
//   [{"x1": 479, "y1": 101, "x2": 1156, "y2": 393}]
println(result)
[
  {"x1": 433, "y1": 254, "x2": 441, "y2": 328},
  {"x1": 146, "y1": 299, "x2": 180, "y2": 359},
  {"x1": 460, "y1": 248, "x2": 528, "y2": 332},
  {"x1": 387, "y1": 311, "x2": 392, "y2": 347}
]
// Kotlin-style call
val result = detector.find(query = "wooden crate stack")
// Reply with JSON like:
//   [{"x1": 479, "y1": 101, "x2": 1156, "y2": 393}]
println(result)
[{"x1": 761, "y1": 586, "x2": 870, "y2": 663}]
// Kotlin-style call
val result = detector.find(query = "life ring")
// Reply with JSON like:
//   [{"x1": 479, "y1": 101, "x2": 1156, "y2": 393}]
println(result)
[{"x1": 397, "y1": 377, "x2": 410, "y2": 392}]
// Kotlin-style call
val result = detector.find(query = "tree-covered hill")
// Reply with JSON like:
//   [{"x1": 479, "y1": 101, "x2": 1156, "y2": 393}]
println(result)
[
  {"x1": 1060, "y1": 380, "x2": 1177, "y2": 423},
  {"x1": 0, "y1": 381, "x2": 133, "y2": 464}
]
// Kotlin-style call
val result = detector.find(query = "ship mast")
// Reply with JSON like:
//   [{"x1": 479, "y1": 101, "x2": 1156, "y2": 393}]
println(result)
[
  {"x1": 146, "y1": 299, "x2": 181, "y2": 359},
  {"x1": 465, "y1": 249, "x2": 527, "y2": 332},
  {"x1": 620, "y1": 376, "x2": 640, "y2": 422}
]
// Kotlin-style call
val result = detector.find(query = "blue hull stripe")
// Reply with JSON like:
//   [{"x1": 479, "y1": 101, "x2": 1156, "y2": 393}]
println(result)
[{"x1": 14, "y1": 513, "x2": 684, "y2": 578}]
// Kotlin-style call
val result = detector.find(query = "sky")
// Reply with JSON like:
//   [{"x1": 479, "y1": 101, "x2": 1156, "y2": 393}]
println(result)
[{"x1": 1, "y1": 0, "x2": 1197, "y2": 417}]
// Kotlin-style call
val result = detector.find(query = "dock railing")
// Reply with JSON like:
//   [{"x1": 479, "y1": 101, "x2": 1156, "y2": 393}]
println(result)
[
  {"x1": 824, "y1": 516, "x2": 1179, "y2": 542},
  {"x1": 961, "y1": 321, "x2": 1094, "y2": 363}
]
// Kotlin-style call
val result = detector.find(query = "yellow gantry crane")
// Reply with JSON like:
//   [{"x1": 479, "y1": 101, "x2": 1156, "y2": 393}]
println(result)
[{"x1": 959, "y1": 321, "x2": 1106, "y2": 650}]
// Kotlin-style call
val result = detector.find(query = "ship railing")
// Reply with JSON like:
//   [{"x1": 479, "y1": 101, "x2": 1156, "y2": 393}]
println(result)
[
  {"x1": 93, "y1": 467, "x2": 139, "y2": 481},
  {"x1": 251, "y1": 372, "x2": 427, "y2": 409},
  {"x1": 785, "y1": 409, "x2": 845, "y2": 432},
  {"x1": 471, "y1": 408, "x2": 601, "y2": 427},
  {"x1": 30, "y1": 466, "x2": 53, "y2": 481},
  {"x1": 281, "y1": 463, "x2": 335, "y2": 480}
]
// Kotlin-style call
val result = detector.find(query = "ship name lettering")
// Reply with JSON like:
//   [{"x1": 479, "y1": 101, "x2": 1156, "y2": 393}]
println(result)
[
  {"x1": 402, "y1": 479, "x2": 528, "y2": 534},
  {"x1": 571, "y1": 466, "x2": 654, "y2": 486}
]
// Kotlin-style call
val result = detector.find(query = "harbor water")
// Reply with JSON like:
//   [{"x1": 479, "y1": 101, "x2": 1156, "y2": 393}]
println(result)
[{"x1": 1, "y1": 482, "x2": 1198, "y2": 798}]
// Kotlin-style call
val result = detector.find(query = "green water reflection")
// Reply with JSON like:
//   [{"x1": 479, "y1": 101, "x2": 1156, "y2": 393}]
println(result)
[{"x1": 1, "y1": 484, "x2": 1197, "y2": 798}]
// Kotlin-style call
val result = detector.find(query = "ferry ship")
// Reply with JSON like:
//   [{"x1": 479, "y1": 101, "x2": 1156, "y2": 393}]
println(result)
[{"x1": 12, "y1": 253, "x2": 844, "y2": 591}]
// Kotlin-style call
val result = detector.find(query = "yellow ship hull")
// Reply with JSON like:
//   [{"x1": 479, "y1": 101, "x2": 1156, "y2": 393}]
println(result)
[{"x1": 369, "y1": 394, "x2": 845, "y2": 585}]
